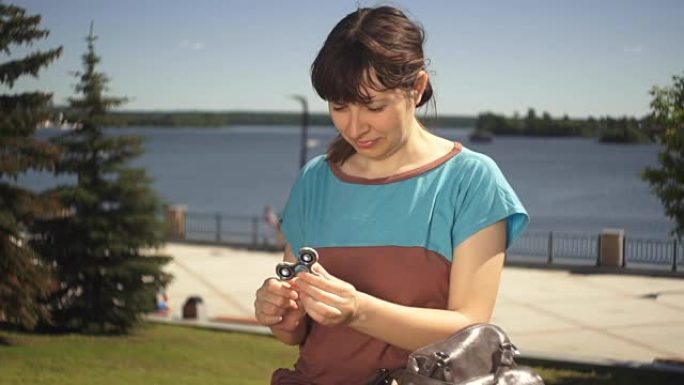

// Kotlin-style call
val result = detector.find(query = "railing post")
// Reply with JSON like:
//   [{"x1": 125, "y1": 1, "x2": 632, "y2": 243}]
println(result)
[
  {"x1": 673, "y1": 238, "x2": 678, "y2": 272},
  {"x1": 547, "y1": 231, "x2": 553, "y2": 264},
  {"x1": 596, "y1": 234, "x2": 601, "y2": 266},
  {"x1": 164, "y1": 204, "x2": 186, "y2": 241},
  {"x1": 215, "y1": 214, "x2": 221, "y2": 243},
  {"x1": 599, "y1": 228, "x2": 624, "y2": 267},
  {"x1": 622, "y1": 236, "x2": 627, "y2": 267},
  {"x1": 252, "y1": 215, "x2": 259, "y2": 246}
]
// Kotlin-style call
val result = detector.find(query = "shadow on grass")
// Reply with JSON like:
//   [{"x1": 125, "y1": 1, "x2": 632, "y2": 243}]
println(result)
[{"x1": 536, "y1": 366, "x2": 684, "y2": 385}]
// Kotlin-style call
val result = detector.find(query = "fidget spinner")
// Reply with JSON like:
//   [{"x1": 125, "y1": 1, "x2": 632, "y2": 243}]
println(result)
[{"x1": 276, "y1": 247, "x2": 318, "y2": 280}]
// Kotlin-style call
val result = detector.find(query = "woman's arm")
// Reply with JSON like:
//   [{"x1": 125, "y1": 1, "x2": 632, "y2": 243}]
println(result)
[{"x1": 296, "y1": 220, "x2": 506, "y2": 351}]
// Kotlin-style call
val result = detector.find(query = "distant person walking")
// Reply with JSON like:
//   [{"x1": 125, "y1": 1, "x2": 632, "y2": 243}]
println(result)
[
  {"x1": 254, "y1": 6, "x2": 528, "y2": 385},
  {"x1": 263, "y1": 205, "x2": 282, "y2": 247}
]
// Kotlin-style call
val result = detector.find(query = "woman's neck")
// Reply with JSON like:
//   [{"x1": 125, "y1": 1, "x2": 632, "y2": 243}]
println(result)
[{"x1": 342, "y1": 121, "x2": 453, "y2": 179}]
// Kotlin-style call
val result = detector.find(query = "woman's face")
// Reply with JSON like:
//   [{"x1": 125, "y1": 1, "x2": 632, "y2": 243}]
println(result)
[{"x1": 328, "y1": 86, "x2": 417, "y2": 162}]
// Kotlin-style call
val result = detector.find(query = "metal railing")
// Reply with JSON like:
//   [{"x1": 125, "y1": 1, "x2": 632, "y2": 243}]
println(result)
[
  {"x1": 173, "y1": 211, "x2": 682, "y2": 272},
  {"x1": 508, "y1": 230, "x2": 681, "y2": 272},
  {"x1": 507, "y1": 230, "x2": 599, "y2": 266},
  {"x1": 185, "y1": 212, "x2": 262, "y2": 246},
  {"x1": 624, "y1": 237, "x2": 681, "y2": 271},
  {"x1": 506, "y1": 230, "x2": 549, "y2": 262},
  {"x1": 551, "y1": 231, "x2": 599, "y2": 263}
]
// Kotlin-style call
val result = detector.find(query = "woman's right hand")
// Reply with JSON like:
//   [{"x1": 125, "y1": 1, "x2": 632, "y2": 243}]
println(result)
[{"x1": 254, "y1": 277, "x2": 306, "y2": 332}]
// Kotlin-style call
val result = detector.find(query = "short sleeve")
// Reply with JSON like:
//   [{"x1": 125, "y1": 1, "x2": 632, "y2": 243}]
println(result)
[
  {"x1": 451, "y1": 155, "x2": 529, "y2": 251},
  {"x1": 279, "y1": 171, "x2": 306, "y2": 254}
]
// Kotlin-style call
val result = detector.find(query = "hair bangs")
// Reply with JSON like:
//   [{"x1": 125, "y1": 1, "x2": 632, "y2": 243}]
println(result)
[{"x1": 311, "y1": 39, "x2": 387, "y2": 105}]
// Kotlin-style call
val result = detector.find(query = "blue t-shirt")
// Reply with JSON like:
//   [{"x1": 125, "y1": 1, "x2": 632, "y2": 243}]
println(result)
[
  {"x1": 281, "y1": 143, "x2": 528, "y2": 262},
  {"x1": 274, "y1": 142, "x2": 529, "y2": 385}
]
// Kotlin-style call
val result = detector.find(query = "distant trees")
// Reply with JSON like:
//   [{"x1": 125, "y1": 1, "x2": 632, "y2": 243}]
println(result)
[
  {"x1": 33, "y1": 23, "x2": 171, "y2": 333},
  {"x1": 474, "y1": 112, "x2": 510, "y2": 135},
  {"x1": 39, "y1": 110, "x2": 477, "y2": 129},
  {"x1": 642, "y1": 73, "x2": 684, "y2": 238},
  {"x1": 474, "y1": 108, "x2": 586, "y2": 137},
  {"x1": 0, "y1": 3, "x2": 62, "y2": 329},
  {"x1": 597, "y1": 116, "x2": 648, "y2": 143},
  {"x1": 473, "y1": 108, "x2": 648, "y2": 141}
]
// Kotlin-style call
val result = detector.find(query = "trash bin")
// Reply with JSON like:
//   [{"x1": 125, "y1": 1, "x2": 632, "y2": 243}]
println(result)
[
  {"x1": 600, "y1": 228, "x2": 624, "y2": 267},
  {"x1": 182, "y1": 296, "x2": 205, "y2": 320}
]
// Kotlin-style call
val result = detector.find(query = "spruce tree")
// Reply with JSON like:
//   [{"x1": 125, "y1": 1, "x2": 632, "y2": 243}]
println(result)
[
  {"x1": 0, "y1": 3, "x2": 62, "y2": 329},
  {"x1": 642, "y1": 73, "x2": 684, "y2": 239},
  {"x1": 33, "y1": 23, "x2": 171, "y2": 334}
]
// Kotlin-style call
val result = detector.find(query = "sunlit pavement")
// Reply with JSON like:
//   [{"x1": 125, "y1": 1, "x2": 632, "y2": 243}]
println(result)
[{"x1": 158, "y1": 242, "x2": 684, "y2": 364}]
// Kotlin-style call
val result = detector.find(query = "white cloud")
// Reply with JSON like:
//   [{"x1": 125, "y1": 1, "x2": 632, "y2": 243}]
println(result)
[
  {"x1": 623, "y1": 45, "x2": 643, "y2": 54},
  {"x1": 178, "y1": 40, "x2": 205, "y2": 50}
]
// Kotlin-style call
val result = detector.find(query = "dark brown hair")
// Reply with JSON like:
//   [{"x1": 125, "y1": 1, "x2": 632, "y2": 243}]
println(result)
[{"x1": 311, "y1": 6, "x2": 434, "y2": 164}]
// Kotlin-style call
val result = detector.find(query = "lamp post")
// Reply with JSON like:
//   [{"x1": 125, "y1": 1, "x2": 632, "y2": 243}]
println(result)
[{"x1": 290, "y1": 95, "x2": 309, "y2": 169}]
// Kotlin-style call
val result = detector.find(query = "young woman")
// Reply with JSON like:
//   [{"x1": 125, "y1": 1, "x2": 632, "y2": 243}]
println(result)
[{"x1": 254, "y1": 6, "x2": 529, "y2": 385}]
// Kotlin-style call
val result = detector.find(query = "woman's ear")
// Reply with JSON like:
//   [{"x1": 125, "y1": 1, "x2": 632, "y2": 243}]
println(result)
[{"x1": 412, "y1": 70, "x2": 429, "y2": 105}]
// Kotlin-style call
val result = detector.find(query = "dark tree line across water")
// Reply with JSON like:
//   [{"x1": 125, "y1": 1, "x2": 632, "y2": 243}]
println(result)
[
  {"x1": 474, "y1": 109, "x2": 652, "y2": 143},
  {"x1": 49, "y1": 109, "x2": 477, "y2": 129},
  {"x1": 47, "y1": 108, "x2": 651, "y2": 143}
]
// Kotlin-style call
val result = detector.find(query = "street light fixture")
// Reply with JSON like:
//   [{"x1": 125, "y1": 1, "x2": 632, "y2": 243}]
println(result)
[{"x1": 289, "y1": 95, "x2": 309, "y2": 169}]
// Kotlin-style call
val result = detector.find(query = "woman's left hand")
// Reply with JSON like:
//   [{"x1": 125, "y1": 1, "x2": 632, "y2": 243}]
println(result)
[{"x1": 294, "y1": 263, "x2": 361, "y2": 326}]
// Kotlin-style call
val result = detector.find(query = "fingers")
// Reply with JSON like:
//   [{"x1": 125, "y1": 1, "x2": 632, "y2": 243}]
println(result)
[
  {"x1": 300, "y1": 293, "x2": 344, "y2": 325},
  {"x1": 254, "y1": 278, "x2": 301, "y2": 326},
  {"x1": 258, "y1": 278, "x2": 299, "y2": 302},
  {"x1": 259, "y1": 314, "x2": 285, "y2": 325},
  {"x1": 296, "y1": 278, "x2": 346, "y2": 306},
  {"x1": 255, "y1": 297, "x2": 298, "y2": 325},
  {"x1": 295, "y1": 266, "x2": 358, "y2": 325},
  {"x1": 310, "y1": 263, "x2": 333, "y2": 280},
  {"x1": 257, "y1": 263, "x2": 358, "y2": 326},
  {"x1": 297, "y1": 266, "x2": 347, "y2": 295}
]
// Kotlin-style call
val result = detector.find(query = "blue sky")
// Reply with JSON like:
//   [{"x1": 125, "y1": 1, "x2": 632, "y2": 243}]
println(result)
[{"x1": 6, "y1": 0, "x2": 684, "y2": 117}]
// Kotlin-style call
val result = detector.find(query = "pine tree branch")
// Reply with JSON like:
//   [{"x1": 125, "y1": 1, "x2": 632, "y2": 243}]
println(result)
[
  {"x1": 0, "y1": 4, "x2": 49, "y2": 54},
  {"x1": 0, "y1": 47, "x2": 63, "y2": 87},
  {"x1": 0, "y1": 183, "x2": 61, "y2": 237},
  {"x1": 0, "y1": 137, "x2": 60, "y2": 177},
  {"x1": 0, "y1": 91, "x2": 52, "y2": 108},
  {"x1": 0, "y1": 105, "x2": 53, "y2": 138}
]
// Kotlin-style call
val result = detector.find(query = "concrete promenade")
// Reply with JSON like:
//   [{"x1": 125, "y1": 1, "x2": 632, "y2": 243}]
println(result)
[{"x1": 158, "y1": 242, "x2": 684, "y2": 365}]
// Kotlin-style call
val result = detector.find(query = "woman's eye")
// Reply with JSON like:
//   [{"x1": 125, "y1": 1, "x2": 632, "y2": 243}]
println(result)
[
  {"x1": 332, "y1": 105, "x2": 347, "y2": 111},
  {"x1": 367, "y1": 106, "x2": 385, "y2": 112}
]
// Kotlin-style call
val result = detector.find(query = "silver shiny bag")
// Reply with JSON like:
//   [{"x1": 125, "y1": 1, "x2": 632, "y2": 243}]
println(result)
[{"x1": 368, "y1": 323, "x2": 544, "y2": 385}]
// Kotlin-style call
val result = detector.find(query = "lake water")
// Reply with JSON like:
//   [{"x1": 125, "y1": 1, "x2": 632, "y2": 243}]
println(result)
[{"x1": 20, "y1": 126, "x2": 674, "y2": 239}]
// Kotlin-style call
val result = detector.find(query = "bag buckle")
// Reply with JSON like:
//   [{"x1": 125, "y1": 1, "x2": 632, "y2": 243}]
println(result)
[
  {"x1": 500, "y1": 342, "x2": 519, "y2": 366},
  {"x1": 368, "y1": 368, "x2": 393, "y2": 385},
  {"x1": 426, "y1": 351, "x2": 450, "y2": 376}
]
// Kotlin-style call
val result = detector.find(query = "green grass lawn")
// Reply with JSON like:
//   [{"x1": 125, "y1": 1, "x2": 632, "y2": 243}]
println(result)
[
  {"x1": 0, "y1": 323, "x2": 297, "y2": 385},
  {"x1": 0, "y1": 323, "x2": 680, "y2": 385}
]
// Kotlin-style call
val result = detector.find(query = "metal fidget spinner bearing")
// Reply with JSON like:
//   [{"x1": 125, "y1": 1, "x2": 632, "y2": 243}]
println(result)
[{"x1": 276, "y1": 247, "x2": 318, "y2": 280}]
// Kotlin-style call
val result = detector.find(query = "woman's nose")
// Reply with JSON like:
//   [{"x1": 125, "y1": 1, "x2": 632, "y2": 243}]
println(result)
[{"x1": 345, "y1": 108, "x2": 366, "y2": 138}]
